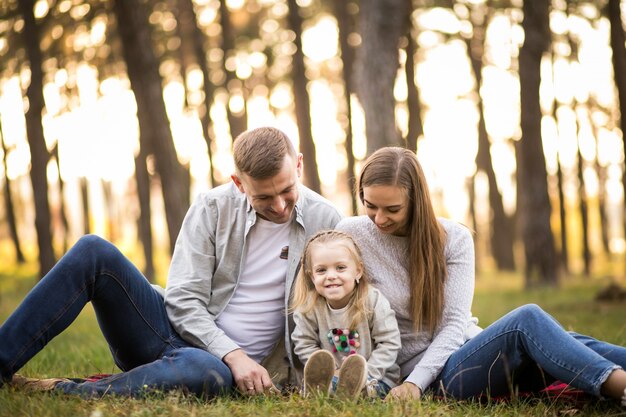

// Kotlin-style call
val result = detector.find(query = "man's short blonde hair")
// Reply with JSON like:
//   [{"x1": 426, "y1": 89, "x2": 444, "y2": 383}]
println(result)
[{"x1": 233, "y1": 127, "x2": 297, "y2": 179}]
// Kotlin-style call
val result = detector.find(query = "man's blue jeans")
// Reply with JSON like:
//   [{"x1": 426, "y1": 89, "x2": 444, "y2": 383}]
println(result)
[
  {"x1": 431, "y1": 304, "x2": 626, "y2": 399},
  {"x1": 0, "y1": 235, "x2": 233, "y2": 397}
]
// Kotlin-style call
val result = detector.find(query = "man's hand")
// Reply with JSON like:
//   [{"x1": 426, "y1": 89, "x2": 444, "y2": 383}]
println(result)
[
  {"x1": 386, "y1": 381, "x2": 422, "y2": 401},
  {"x1": 223, "y1": 349, "x2": 277, "y2": 395}
]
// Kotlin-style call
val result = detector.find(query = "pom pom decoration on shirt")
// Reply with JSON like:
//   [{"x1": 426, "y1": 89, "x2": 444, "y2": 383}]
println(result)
[{"x1": 326, "y1": 328, "x2": 360, "y2": 355}]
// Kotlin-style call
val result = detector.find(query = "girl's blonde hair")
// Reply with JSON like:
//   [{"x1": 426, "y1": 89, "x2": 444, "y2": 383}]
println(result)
[
  {"x1": 359, "y1": 147, "x2": 447, "y2": 333},
  {"x1": 290, "y1": 230, "x2": 371, "y2": 329}
]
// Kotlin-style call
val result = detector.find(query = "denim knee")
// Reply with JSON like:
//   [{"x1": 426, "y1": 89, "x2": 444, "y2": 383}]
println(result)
[
  {"x1": 169, "y1": 348, "x2": 233, "y2": 397},
  {"x1": 73, "y1": 234, "x2": 117, "y2": 260},
  {"x1": 510, "y1": 304, "x2": 547, "y2": 327}
]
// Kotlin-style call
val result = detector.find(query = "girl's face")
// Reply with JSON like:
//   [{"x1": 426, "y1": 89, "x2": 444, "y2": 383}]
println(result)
[
  {"x1": 309, "y1": 241, "x2": 362, "y2": 309},
  {"x1": 362, "y1": 185, "x2": 410, "y2": 236}
]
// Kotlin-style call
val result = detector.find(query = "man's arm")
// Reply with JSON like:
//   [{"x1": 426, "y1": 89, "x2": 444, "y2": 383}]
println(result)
[
  {"x1": 165, "y1": 195, "x2": 276, "y2": 395},
  {"x1": 165, "y1": 198, "x2": 239, "y2": 358}
]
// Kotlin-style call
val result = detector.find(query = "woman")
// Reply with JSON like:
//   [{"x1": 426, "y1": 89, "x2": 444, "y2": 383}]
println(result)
[{"x1": 336, "y1": 146, "x2": 626, "y2": 404}]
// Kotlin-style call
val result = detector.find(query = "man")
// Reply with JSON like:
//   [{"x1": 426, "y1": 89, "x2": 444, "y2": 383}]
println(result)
[{"x1": 0, "y1": 127, "x2": 342, "y2": 397}]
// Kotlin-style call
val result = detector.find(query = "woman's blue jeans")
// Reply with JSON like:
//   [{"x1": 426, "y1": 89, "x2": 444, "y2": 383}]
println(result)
[
  {"x1": 0, "y1": 235, "x2": 233, "y2": 398},
  {"x1": 431, "y1": 304, "x2": 626, "y2": 399}
]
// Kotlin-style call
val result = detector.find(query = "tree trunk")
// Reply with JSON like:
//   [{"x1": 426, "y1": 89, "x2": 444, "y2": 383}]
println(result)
[
  {"x1": 550, "y1": 64, "x2": 568, "y2": 272},
  {"x1": 101, "y1": 179, "x2": 116, "y2": 243},
  {"x1": 0, "y1": 121, "x2": 25, "y2": 263},
  {"x1": 176, "y1": 0, "x2": 217, "y2": 187},
  {"x1": 52, "y1": 143, "x2": 69, "y2": 253},
  {"x1": 356, "y1": 0, "x2": 409, "y2": 154},
  {"x1": 219, "y1": 0, "x2": 247, "y2": 141},
  {"x1": 608, "y1": 0, "x2": 626, "y2": 270},
  {"x1": 405, "y1": 29, "x2": 424, "y2": 152},
  {"x1": 135, "y1": 151, "x2": 155, "y2": 283},
  {"x1": 467, "y1": 174, "x2": 478, "y2": 257},
  {"x1": 286, "y1": 0, "x2": 321, "y2": 193},
  {"x1": 555, "y1": 147, "x2": 568, "y2": 272},
  {"x1": 335, "y1": 0, "x2": 358, "y2": 215},
  {"x1": 114, "y1": 0, "x2": 189, "y2": 254},
  {"x1": 575, "y1": 114, "x2": 590, "y2": 276},
  {"x1": 588, "y1": 100, "x2": 610, "y2": 255},
  {"x1": 80, "y1": 176, "x2": 91, "y2": 235},
  {"x1": 517, "y1": 0, "x2": 558, "y2": 286},
  {"x1": 465, "y1": 33, "x2": 516, "y2": 271},
  {"x1": 17, "y1": 0, "x2": 56, "y2": 277}
]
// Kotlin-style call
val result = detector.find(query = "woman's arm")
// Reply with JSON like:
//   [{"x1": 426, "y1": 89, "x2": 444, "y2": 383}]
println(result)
[{"x1": 403, "y1": 223, "x2": 475, "y2": 392}]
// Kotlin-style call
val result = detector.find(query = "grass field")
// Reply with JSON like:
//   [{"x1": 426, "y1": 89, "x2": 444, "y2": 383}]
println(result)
[{"x1": 1, "y1": 264, "x2": 625, "y2": 416}]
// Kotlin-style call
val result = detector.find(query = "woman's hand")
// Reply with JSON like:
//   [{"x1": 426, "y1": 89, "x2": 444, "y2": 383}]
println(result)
[{"x1": 386, "y1": 382, "x2": 422, "y2": 401}]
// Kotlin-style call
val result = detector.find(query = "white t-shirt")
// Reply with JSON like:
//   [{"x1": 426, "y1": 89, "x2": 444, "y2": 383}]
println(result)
[{"x1": 215, "y1": 217, "x2": 290, "y2": 363}]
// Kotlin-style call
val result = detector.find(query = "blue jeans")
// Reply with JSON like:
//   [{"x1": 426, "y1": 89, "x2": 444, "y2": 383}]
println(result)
[
  {"x1": 0, "y1": 235, "x2": 233, "y2": 398},
  {"x1": 430, "y1": 304, "x2": 626, "y2": 399}
]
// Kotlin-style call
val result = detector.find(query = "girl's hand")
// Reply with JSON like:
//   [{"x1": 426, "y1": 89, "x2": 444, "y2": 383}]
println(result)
[{"x1": 386, "y1": 382, "x2": 422, "y2": 401}]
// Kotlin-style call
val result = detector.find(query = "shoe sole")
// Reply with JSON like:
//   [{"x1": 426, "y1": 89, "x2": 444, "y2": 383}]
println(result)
[
  {"x1": 303, "y1": 350, "x2": 335, "y2": 396},
  {"x1": 10, "y1": 374, "x2": 68, "y2": 392},
  {"x1": 336, "y1": 354, "x2": 367, "y2": 400}
]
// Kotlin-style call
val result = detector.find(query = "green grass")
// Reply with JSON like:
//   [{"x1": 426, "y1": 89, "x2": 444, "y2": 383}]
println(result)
[{"x1": 1, "y1": 267, "x2": 625, "y2": 416}]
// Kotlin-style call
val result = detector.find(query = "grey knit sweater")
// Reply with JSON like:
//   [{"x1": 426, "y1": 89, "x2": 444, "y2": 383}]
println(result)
[{"x1": 336, "y1": 216, "x2": 481, "y2": 391}]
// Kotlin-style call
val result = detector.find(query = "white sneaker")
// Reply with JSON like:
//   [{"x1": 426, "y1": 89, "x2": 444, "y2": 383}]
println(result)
[
  {"x1": 303, "y1": 350, "x2": 335, "y2": 397},
  {"x1": 336, "y1": 354, "x2": 367, "y2": 400},
  {"x1": 621, "y1": 387, "x2": 626, "y2": 407},
  {"x1": 364, "y1": 378, "x2": 380, "y2": 398}
]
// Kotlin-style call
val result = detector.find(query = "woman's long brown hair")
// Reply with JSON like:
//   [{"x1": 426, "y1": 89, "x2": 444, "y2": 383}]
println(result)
[{"x1": 359, "y1": 147, "x2": 447, "y2": 333}]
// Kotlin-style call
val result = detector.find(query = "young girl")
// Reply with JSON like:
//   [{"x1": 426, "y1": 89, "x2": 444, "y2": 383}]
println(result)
[
  {"x1": 336, "y1": 146, "x2": 626, "y2": 405},
  {"x1": 290, "y1": 230, "x2": 401, "y2": 399}
]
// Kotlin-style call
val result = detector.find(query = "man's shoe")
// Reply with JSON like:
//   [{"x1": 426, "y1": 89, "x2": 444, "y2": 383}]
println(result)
[
  {"x1": 335, "y1": 354, "x2": 367, "y2": 400},
  {"x1": 303, "y1": 350, "x2": 335, "y2": 397},
  {"x1": 621, "y1": 387, "x2": 626, "y2": 407},
  {"x1": 10, "y1": 374, "x2": 70, "y2": 392}
]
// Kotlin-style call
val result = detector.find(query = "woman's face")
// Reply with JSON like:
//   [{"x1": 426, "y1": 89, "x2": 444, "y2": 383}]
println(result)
[{"x1": 362, "y1": 185, "x2": 410, "y2": 236}]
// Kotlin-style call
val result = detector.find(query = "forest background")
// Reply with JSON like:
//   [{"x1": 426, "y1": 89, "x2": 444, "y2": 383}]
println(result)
[{"x1": 0, "y1": 0, "x2": 626, "y2": 293}]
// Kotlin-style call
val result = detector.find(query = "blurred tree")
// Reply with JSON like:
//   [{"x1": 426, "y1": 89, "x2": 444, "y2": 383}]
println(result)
[
  {"x1": 550, "y1": 49, "x2": 569, "y2": 273},
  {"x1": 607, "y1": 0, "x2": 626, "y2": 271},
  {"x1": 101, "y1": 179, "x2": 116, "y2": 243},
  {"x1": 404, "y1": 28, "x2": 424, "y2": 153},
  {"x1": 219, "y1": 0, "x2": 248, "y2": 142},
  {"x1": 174, "y1": 0, "x2": 217, "y2": 187},
  {"x1": 135, "y1": 150, "x2": 154, "y2": 282},
  {"x1": 588, "y1": 97, "x2": 610, "y2": 255},
  {"x1": 0, "y1": 117, "x2": 25, "y2": 264},
  {"x1": 465, "y1": 3, "x2": 515, "y2": 271},
  {"x1": 51, "y1": 143, "x2": 69, "y2": 253},
  {"x1": 79, "y1": 177, "x2": 91, "y2": 235},
  {"x1": 575, "y1": 110, "x2": 590, "y2": 276},
  {"x1": 17, "y1": 0, "x2": 56, "y2": 277},
  {"x1": 113, "y1": 0, "x2": 189, "y2": 254},
  {"x1": 356, "y1": 0, "x2": 409, "y2": 154},
  {"x1": 334, "y1": 0, "x2": 358, "y2": 214},
  {"x1": 517, "y1": 0, "x2": 558, "y2": 286},
  {"x1": 287, "y1": 0, "x2": 321, "y2": 193},
  {"x1": 564, "y1": 13, "x2": 590, "y2": 276}
]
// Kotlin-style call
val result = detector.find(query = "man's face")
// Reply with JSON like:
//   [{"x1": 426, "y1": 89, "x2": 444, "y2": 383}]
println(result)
[{"x1": 231, "y1": 154, "x2": 303, "y2": 224}]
